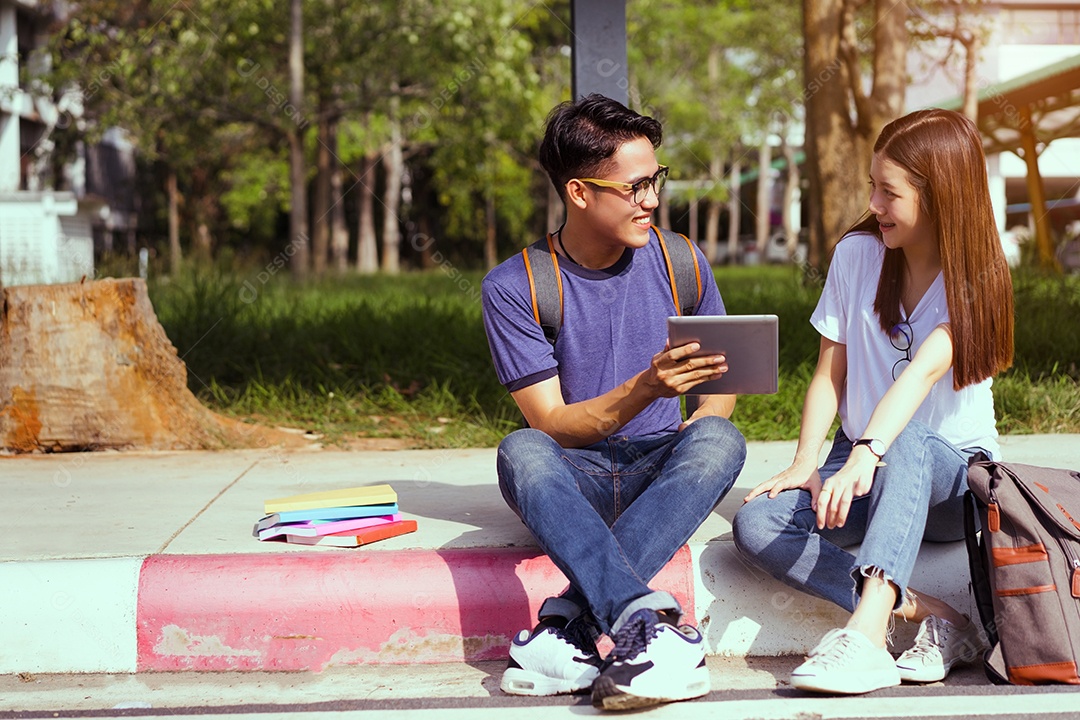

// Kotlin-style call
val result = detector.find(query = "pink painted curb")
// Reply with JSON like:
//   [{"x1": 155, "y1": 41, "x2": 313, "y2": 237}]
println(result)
[{"x1": 136, "y1": 547, "x2": 694, "y2": 672}]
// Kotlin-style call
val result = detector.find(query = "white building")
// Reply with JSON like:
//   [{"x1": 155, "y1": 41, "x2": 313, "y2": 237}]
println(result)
[{"x1": 0, "y1": 0, "x2": 95, "y2": 286}]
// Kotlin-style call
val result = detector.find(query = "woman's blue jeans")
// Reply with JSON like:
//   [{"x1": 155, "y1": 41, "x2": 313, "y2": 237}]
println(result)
[
  {"x1": 732, "y1": 421, "x2": 981, "y2": 612},
  {"x1": 497, "y1": 415, "x2": 747, "y2": 634}
]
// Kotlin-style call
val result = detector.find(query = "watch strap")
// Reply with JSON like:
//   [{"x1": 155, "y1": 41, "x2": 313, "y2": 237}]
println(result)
[{"x1": 853, "y1": 438, "x2": 885, "y2": 459}]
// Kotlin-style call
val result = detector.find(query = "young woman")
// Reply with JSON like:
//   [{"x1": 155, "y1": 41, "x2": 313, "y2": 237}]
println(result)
[{"x1": 733, "y1": 108, "x2": 1014, "y2": 695}]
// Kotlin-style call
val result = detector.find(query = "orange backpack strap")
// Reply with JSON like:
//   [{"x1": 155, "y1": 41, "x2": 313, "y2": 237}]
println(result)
[
  {"x1": 522, "y1": 234, "x2": 563, "y2": 346},
  {"x1": 655, "y1": 226, "x2": 702, "y2": 316},
  {"x1": 523, "y1": 228, "x2": 700, "y2": 347}
]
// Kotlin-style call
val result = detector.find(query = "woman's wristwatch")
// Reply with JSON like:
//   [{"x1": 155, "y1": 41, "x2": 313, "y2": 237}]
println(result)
[{"x1": 853, "y1": 438, "x2": 887, "y2": 465}]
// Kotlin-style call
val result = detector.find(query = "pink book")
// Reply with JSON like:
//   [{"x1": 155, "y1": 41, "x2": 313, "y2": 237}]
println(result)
[
  {"x1": 286, "y1": 520, "x2": 419, "y2": 547},
  {"x1": 258, "y1": 513, "x2": 401, "y2": 541}
]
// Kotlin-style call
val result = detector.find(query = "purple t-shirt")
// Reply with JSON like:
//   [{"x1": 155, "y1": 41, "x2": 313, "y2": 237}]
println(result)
[{"x1": 481, "y1": 228, "x2": 726, "y2": 438}]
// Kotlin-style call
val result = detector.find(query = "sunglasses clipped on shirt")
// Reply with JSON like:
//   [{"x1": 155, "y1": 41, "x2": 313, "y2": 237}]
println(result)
[
  {"x1": 577, "y1": 165, "x2": 669, "y2": 205},
  {"x1": 890, "y1": 320, "x2": 913, "y2": 381}
]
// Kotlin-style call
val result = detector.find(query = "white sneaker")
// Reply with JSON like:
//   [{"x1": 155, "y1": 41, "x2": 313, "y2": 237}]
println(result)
[
  {"x1": 500, "y1": 617, "x2": 602, "y2": 696},
  {"x1": 591, "y1": 609, "x2": 710, "y2": 711},
  {"x1": 791, "y1": 628, "x2": 901, "y2": 694},
  {"x1": 895, "y1": 615, "x2": 986, "y2": 683}
]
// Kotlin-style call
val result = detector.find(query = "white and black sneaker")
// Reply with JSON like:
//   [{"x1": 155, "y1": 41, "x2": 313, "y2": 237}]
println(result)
[
  {"x1": 591, "y1": 608, "x2": 710, "y2": 711},
  {"x1": 500, "y1": 615, "x2": 602, "y2": 696}
]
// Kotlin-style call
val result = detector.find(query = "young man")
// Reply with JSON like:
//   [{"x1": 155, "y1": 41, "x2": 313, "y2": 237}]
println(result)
[{"x1": 480, "y1": 94, "x2": 747, "y2": 711}]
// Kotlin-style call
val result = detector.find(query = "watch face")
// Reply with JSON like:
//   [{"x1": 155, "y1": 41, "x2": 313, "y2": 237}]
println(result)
[{"x1": 857, "y1": 438, "x2": 885, "y2": 457}]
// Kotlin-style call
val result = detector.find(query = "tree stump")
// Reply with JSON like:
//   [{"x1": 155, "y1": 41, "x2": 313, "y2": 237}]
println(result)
[{"x1": 0, "y1": 278, "x2": 300, "y2": 452}]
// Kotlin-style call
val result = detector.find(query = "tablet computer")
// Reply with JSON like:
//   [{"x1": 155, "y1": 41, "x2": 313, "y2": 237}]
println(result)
[{"x1": 667, "y1": 314, "x2": 779, "y2": 394}]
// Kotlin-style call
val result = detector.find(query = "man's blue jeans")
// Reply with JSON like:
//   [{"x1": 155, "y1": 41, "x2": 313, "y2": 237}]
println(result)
[
  {"x1": 732, "y1": 421, "x2": 984, "y2": 612},
  {"x1": 497, "y1": 415, "x2": 746, "y2": 635}
]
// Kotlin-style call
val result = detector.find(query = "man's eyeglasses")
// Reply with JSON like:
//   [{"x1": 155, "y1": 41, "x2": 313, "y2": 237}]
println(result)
[
  {"x1": 578, "y1": 165, "x2": 669, "y2": 205},
  {"x1": 891, "y1": 321, "x2": 913, "y2": 381}
]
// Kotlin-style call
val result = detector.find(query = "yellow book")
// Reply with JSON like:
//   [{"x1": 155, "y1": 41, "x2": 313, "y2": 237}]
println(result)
[{"x1": 264, "y1": 484, "x2": 398, "y2": 514}]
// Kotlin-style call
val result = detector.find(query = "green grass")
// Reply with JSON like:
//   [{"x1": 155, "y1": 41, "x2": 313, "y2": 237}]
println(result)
[
  {"x1": 148, "y1": 264, "x2": 517, "y2": 447},
  {"x1": 146, "y1": 262, "x2": 1080, "y2": 448}
]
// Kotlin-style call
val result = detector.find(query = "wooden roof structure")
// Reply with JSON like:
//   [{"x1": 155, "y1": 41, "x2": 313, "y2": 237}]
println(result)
[{"x1": 939, "y1": 54, "x2": 1080, "y2": 271}]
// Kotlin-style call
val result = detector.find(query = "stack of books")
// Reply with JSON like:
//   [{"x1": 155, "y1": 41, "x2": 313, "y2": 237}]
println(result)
[{"x1": 253, "y1": 484, "x2": 417, "y2": 547}]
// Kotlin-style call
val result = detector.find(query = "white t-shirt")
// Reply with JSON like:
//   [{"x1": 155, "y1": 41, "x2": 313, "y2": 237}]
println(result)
[{"x1": 810, "y1": 232, "x2": 999, "y2": 458}]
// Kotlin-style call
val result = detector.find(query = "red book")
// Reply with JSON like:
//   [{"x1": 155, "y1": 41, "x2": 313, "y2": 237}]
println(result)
[{"x1": 283, "y1": 520, "x2": 418, "y2": 547}]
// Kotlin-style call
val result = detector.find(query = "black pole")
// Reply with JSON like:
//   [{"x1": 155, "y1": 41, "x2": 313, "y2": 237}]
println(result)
[{"x1": 570, "y1": 0, "x2": 628, "y2": 104}]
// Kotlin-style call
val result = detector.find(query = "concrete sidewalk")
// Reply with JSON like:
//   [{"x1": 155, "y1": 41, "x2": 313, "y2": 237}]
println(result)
[{"x1": 3, "y1": 435, "x2": 1078, "y2": 674}]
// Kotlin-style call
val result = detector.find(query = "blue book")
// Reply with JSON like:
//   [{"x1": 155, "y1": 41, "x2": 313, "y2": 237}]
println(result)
[{"x1": 253, "y1": 503, "x2": 399, "y2": 534}]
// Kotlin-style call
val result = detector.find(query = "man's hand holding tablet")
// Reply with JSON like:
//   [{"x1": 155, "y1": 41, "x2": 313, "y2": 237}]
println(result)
[{"x1": 667, "y1": 315, "x2": 779, "y2": 394}]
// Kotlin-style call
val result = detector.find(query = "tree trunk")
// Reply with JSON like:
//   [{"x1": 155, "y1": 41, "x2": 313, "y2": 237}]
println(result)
[
  {"x1": 546, "y1": 180, "x2": 563, "y2": 233},
  {"x1": 329, "y1": 123, "x2": 349, "y2": 274},
  {"x1": 703, "y1": 156, "x2": 722, "y2": 263},
  {"x1": 189, "y1": 166, "x2": 214, "y2": 260},
  {"x1": 962, "y1": 34, "x2": 979, "y2": 123},
  {"x1": 167, "y1": 166, "x2": 181, "y2": 275},
  {"x1": 417, "y1": 215, "x2": 435, "y2": 269},
  {"x1": 356, "y1": 153, "x2": 378, "y2": 273},
  {"x1": 194, "y1": 218, "x2": 212, "y2": 259},
  {"x1": 191, "y1": 187, "x2": 213, "y2": 261},
  {"x1": 756, "y1": 137, "x2": 773, "y2": 250},
  {"x1": 803, "y1": 0, "x2": 907, "y2": 269},
  {"x1": 287, "y1": 128, "x2": 310, "y2": 280},
  {"x1": 726, "y1": 151, "x2": 742, "y2": 263},
  {"x1": 803, "y1": 0, "x2": 855, "y2": 268},
  {"x1": 0, "y1": 280, "x2": 305, "y2": 452},
  {"x1": 781, "y1": 132, "x2": 801, "y2": 260},
  {"x1": 288, "y1": 0, "x2": 309, "y2": 281},
  {"x1": 867, "y1": 1, "x2": 908, "y2": 140},
  {"x1": 658, "y1": 191, "x2": 670, "y2": 230},
  {"x1": 381, "y1": 92, "x2": 403, "y2": 274},
  {"x1": 485, "y1": 193, "x2": 498, "y2": 270},
  {"x1": 311, "y1": 113, "x2": 333, "y2": 278},
  {"x1": 688, "y1": 196, "x2": 699, "y2": 243},
  {"x1": 704, "y1": 44, "x2": 723, "y2": 265}
]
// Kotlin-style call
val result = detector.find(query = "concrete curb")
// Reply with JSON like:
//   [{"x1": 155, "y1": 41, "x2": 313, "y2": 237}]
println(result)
[
  {"x1": 4, "y1": 558, "x2": 141, "y2": 673},
  {"x1": 136, "y1": 547, "x2": 694, "y2": 673},
  {"x1": 4, "y1": 548, "x2": 694, "y2": 674},
  {"x1": 3, "y1": 540, "x2": 977, "y2": 674}
]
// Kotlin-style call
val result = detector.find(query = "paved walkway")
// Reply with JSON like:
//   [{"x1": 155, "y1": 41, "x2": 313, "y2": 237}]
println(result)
[
  {"x1": 2, "y1": 435, "x2": 1077, "y2": 674},
  {"x1": 14, "y1": 657, "x2": 1063, "y2": 719}
]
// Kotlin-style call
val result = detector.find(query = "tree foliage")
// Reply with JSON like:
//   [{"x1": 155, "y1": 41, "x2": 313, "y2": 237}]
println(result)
[{"x1": 33, "y1": 1, "x2": 965, "y2": 275}]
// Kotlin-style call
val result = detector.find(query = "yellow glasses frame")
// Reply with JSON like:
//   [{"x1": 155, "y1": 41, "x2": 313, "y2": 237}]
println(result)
[{"x1": 577, "y1": 165, "x2": 669, "y2": 204}]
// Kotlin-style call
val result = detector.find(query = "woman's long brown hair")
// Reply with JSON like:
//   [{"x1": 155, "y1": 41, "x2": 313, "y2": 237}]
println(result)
[{"x1": 844, "y1": 109, "x2": 1013, "y2": 389}]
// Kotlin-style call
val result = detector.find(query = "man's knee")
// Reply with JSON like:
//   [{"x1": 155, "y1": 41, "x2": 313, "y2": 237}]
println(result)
[
  {"x1": 498, "y1": 428, "x2": 558, "y2": 473},
  {"x1": 497, "y1": 428, "x2": 565, "y2": 499},
  {"x1": 682, "y1": 415, "x2": 748, "y2": 468},
  {"x1": 498, "y1": 427, "x2": 552, "y2": 456}
]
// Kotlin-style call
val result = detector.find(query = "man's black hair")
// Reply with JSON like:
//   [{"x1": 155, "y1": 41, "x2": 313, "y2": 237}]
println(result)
[{"x1": 538, "y1": 94, "x2": 662, "y2": 202}]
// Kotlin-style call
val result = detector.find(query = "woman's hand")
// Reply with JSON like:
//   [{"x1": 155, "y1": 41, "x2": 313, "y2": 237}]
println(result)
[
  {"x1": 816, "y1": 449, "x2": 879, "y2": 529},
  {"x1": 744, "y1": 462, "x2": 823, "y2": 507},
  {"x1": 813, "y1": 324, "x2": 954, "y2": 529}
]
